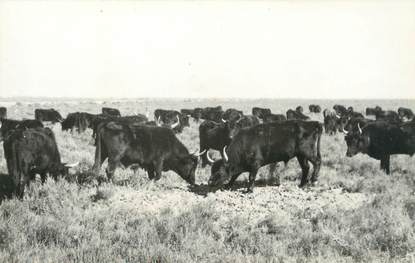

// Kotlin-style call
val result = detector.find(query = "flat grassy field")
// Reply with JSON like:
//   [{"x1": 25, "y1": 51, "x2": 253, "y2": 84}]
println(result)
[{"x1": 0, "y1": 98, "x2": 415, "y2": 262}]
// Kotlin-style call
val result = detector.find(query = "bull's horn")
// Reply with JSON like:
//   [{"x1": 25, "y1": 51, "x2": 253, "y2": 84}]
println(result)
[
  {"x1": 221, "y1": 118, "x2": 227, "y2": 123},
  {"x1": 223, "y1": 146, "x2": 229, "y2": 162},
  {"x1": 156, "y1": 116, "x2": 161, "y2": 126},
  {"x1": 192, "y1": 149, "x2": 206, "y2": 156},
  {"x1": 64, "y1": 162, "x2": 79, "y2": 168},
  {"x1": 171, "y1": 115, "x2": 180, "y2": 129},
  {"x1": 358, "y1": 123, "x2": 362, "y2": 134},
  {"x1": 336, "y1": 114, "x2": 340, "y2": 118},
  {"x1": 342, "y1": 128, "x2": 349, "y2": 135},
  {"x1": 206, "y1": 150, "x2": 214, "y2": 163}
]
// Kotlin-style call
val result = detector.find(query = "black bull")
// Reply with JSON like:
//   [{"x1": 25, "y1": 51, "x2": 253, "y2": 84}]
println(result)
[
  {"x1": 92, "y1": 121, "x2": 202, "y2": 184},
  {"x1": 3, "y1": 127, "x2": 77, "y2": 197},
  {"x1": 208, "y1": 121, "x2": 323, "y2": 192},
  {"x1": 345, "y1": 121, "x2": 415, "y2": 174}
]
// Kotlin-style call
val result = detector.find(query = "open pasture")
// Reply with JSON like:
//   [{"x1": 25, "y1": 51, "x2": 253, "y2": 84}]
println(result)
[{"x1": 1, "y1": 98, "x2": 415, "y2": 262}]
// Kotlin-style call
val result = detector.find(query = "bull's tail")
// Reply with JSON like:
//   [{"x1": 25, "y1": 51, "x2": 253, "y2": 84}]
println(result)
[
  {"x1": 92, "y1": 124, "x2": 103, "y2": 176},
  {"x1": 316, "y1": 123, "x2": 323, "y2": 159}
]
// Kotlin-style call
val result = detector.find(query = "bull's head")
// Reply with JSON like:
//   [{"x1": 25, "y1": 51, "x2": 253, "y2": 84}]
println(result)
[{"x1": 344, "y1": 124, "x2": 369, "y2": 157}]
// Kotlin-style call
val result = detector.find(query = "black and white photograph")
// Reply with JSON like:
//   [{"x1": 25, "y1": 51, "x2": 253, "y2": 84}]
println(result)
[{"x1": 0, "y1": 1, "x2": 415, "y2": 262}]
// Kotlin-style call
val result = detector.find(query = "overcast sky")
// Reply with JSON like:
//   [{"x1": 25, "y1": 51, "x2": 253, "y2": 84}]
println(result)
[{"x1": 0, "y1": 1, "x2": 414, "y2": 99}]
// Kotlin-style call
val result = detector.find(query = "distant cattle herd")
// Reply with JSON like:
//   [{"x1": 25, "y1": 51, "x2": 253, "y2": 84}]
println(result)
[{"x1": 0, "y1": 103, "x2": 414, "y2": 197}]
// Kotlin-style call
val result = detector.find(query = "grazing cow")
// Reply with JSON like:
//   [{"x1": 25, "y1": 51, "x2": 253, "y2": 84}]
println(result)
[
  {"x1": 180, "y1": 109, "x2": 198, "y2": 122},
  {"x1": 286, "y1": 109, "x2": 309, "y2": 120},
  {"x1": 398, "y1": 107, "x2": 414, "y2": 121},
  {"x1": 199, "y1": 120, "x2": 231, "y2": 167},
  {"x1": 61, "y1": 112, "x2": 94, "y2": 133},
  {"x1": 366, "y1": 106, "x2": 382, "y2": 116},
  {"x1": 333, "y1": 105, "x2": 348, "y2": 116},
  {"x1": 222, "y1": 108, "x2": 243, "y2": 123},
  {"x1": 309, "y1": 105, "x2": 321, "y2": 113},
  {"x1": 296, "y1": 106, "x2": 304, "y2": 113},
  {"x1": 3, "y1": 127, "x2": 78, "y2": 197},
  {"x1": 35, "y1": 108, "x2": 63, "y2": 123},
  {"x1": 262, "y1": 114, "x2": 287, "y2": 123},
  {"x1": 0, "y1": 119, "x2": 43, "y2": 141},
  {"x1": 375, "y1": 110, "x2": 400, "y2": 123},
  {"x1": 102, "y1": 107, "x2": 121, "y2": 117},
  {"x1": 92, "y1": 121, "x2": 201, "y2": 184},
  {"x1": 345, "y1": 121, "x2": 415, "y2": 174},
  {"x1": 208, "y1": 121, "x2": 322, "y2": 192},
  {"x1": 0, "y1": 107, "x2": 7, "y2": 119},
  {"x1": 252, "y1": 107, "x2": 272, "y2": 120}
]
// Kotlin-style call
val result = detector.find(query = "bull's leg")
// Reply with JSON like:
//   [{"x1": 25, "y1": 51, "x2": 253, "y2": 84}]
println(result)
[
  {"x1": 246, "y1": 169, "x2": 259, "y2": 193},
  {"x1": 268, "y1": 163, "x2": 280, "y2": 186},
  {"x1": 308, "y1": 155, "x2": 321, "y2": 186},
  {"x1": 153, "y1": 159, "x2": 164, "y2": 181},
  {"x1": 297, "y1": 156, "x2": 310, "y2": 187},
  {"x1": 380, "y1": 155, "x2": 390, "y2": 175},
  {"x1": 106, "y1": 158, "x2": 120, "y2": 182},
  {"x1": 224, "y1": 172, "x2": 242, "y2": 190},
  {"x1": 147, "y1": 166, "x2": 155, "y2": 180}
]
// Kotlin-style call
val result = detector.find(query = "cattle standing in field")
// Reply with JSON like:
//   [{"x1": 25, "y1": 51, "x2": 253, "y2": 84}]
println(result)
[
  {"x1": 35, "y1": 108, "x2": 63, "y2": 123},
  {"x1": 208, "y1": 121, "x2": 323, "y2": 192},
  {"x1": 92, "y1": 121, "x2": 201, "y2": 184},
  {"x1": 0, "y1": 107, "x2": 7, "y2": 119},
  {"x1": 222, "y1": 108, "x2": 243, "y2": 123},
  {"x1": 344, "y1": 121, "x2": 415, "y2": 174},
  {"x1": 366, "y1": 106, "x2": 382, "y2": 116},
  {"x1": 61, "y1": 112, "x2": 95, "y2": 133},
  {"x1": 262, "y1": 114, "x2": 286, "y2": 123},
  {"x1": 309, "y1": 105, "x2": 321, "y2": 113},
  {"x1": 3, "y1": 127, "x2": 78, "y2": 197},
  {"x1": 252, "y1": 107, "x2": 271, "y2": 120},
  {"x1": 0, "y1": 119, "x2": 43, "y2": 141},
  {"x1": 398, "y1": 107, "x2": 414, "y2": 121},
  {"x1": 286, "y1": 109, "x2": 309, "y2": 120},
  {"x1": 102, "y1": 107, "x2": 121, "y2": 117},
  {"x1": 296, "y1": 106, "x2": 304, "y2": 113}
]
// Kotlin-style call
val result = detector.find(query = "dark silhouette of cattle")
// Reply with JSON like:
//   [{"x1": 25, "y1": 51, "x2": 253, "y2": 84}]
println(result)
[
  {"x1": 154, "y1": 109, "x2": 188, "y2": 133},
  {"x1": 3, "y1": 127, "x2": 78, "y2": 197},
  {"x1": 208, "y1": 121, "x2": 322, "y2": 192},
  {"x1": 398, "y1": 107, "x2": 414, "y2": 121},
  {"x1": 309, "y1": 105, "x2": 321, "y2": 113},
  {"x1": 286, "y1": 109, "x2": 309, "y2": 120},
  {"x1": 35, "y1": 108, "x2": 63, "y2": 123},
  {"x1": 333, "y1": 105, "x2": 348, "y2": 116},
  {"x1": 222, "y1": 108, "x2": 243, "y2": 123},
  {"x1": 0, "y1": 119, "x2": 43, "y2": 141},
  {"x1": 252, "y1": 107, "x2": 271, "y2": 120},
  {"x1": 366, "y1": 106, "x2": 382, "y2": 116},
  {"x1": 345, "y1": 121, "x2": 415, "y2": 174},
  {"x1": 102, "y1": 107, "x2": 121, "y2": 117},
  {"x1": 92, "y1": 121, "x2": 201, "y2": 184},
  {"x1": 375, "y1": 110, "x2": 400, "y2": 123},
  {"x1": 198, "y1": 120, "x2": 231, "y2": 168},
  {"x1": 296, "y1": 106, "x2": 303, "y2": 113}
]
